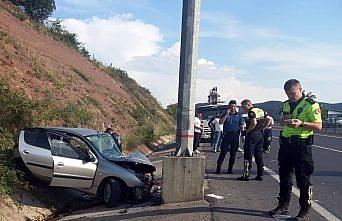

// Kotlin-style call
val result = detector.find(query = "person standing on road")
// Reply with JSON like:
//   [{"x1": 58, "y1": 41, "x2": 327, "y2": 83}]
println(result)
[
  {"x1": 237, "y1": 99, "x2": 266, "y2": 181},
  {"x1": 208, "y1": 115, "x2": 216, "y2": 147},
  {"x1": 262, "y1": 112, "x2": 274, "y2": 153},
  {"x1": 216, "y1": 100, "x2": 244, "y2": 174},
  {"x1": 193, "y1": 112, "x2": 203, "y2": 154},
  {"x1": 269, "y1": 79, "x2": 322, "y2": 221},
  {"x1": 210, "y1": 112, "x2": 223, "y2": 152}
]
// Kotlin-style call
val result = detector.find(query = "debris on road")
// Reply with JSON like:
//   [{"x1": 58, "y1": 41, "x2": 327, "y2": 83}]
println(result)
[{"x1": 206, "y1": 194, "x2": 224, "y2": 200}]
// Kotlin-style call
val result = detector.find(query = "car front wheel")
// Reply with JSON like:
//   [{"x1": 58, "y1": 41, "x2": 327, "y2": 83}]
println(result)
[{"x1": 103, "y1": 179, "x2": 122, "y2": 207}]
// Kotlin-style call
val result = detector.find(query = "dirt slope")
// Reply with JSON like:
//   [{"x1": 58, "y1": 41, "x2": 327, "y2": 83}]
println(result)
[{"x1": 0, "y1": 0, "x2": 174, "y2": 136}]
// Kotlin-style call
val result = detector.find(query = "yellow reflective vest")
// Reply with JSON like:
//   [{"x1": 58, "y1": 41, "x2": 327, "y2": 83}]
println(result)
[{"x1": 282, "y1": 97, "x2": 322, "y2": 138}]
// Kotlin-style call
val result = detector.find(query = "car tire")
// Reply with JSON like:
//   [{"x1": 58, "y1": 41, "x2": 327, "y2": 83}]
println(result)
[{"x1": 103, "y1": 179, "x2": 122, "y2": 207}]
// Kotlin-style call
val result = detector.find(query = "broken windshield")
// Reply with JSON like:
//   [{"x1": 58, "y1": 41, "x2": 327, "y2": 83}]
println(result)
[{"x1": 86, "y1": 133, "x2": 121, "y2": 159}]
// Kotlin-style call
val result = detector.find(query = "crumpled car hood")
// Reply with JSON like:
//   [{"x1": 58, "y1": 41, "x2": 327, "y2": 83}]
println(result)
[{"x1": 113, "y1": 150, "x2": 156, "y2": 173}]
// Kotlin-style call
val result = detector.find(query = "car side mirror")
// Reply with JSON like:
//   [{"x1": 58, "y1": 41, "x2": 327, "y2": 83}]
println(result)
[
  {"x1": 88, "y1": 153, "x2": 96, "y2": 162},
  {"x1": 82, "y1": 152, "x2": 95, "y2": 162}
]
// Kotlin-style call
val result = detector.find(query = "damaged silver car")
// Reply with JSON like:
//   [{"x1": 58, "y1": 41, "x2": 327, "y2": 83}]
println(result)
[{"x1": 18, "y1": 127, "x2": 156, "y2": 206}]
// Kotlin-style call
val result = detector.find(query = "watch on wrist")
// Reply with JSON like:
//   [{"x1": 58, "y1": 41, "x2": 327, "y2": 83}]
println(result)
[{"x1": 300, "y1": 121, "x2": 305, "y2": 127}]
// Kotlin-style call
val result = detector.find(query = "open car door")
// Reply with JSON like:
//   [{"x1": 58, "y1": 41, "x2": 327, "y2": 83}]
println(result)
[
  {"x1": 48, "y1": 132, "x2": 97, "y2": 188},
  {"x1": 18, "y1": 129, "x2": 53, "y2": 180}
]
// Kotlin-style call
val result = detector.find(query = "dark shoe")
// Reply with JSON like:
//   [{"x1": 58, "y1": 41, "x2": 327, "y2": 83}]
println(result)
[
  {"x1": 237, "y1": 176, "x2": 249, "y2": 181},
  {"x1": 269, "y1": 203, "x2": 289, "y2": 216},
  {"x1": 294, "y1": 207, "x2": 310, "y2": 221},
  {"x1": 216, "y1": 164, "x2": 222, "y2": 174},
  {"x1": 255, "y1": 175, "x2": 263, "y2": 181},
  {"x1": 263, "y1": 146, "x2": 271, "y2": 154},
  {"x1": 227, "y1": 166, "x2": 233, "y2": 174}
]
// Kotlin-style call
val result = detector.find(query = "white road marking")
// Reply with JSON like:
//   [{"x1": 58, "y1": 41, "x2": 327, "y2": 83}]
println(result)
[
  {"x1": 315, "y1": 134, "x2": 342, "y2": 139},
  {"x1": 313, "y1": 145, "x2": 342, "y2": 153},
  {"x1": 238, "y1": 145, "x2": 341, "y2": 220},
  {"x1": 272, "y1": 136, "x2": 342, "y2": 153},
  {"x1": 263, "y1": 166, "x2": 341, "y2": 221}
]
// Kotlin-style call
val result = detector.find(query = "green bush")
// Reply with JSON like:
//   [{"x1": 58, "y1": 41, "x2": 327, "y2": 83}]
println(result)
[
  {"x1": 8, "y1": 0, "x2": 56, "y2": 22},
  {"x1": 166, "y1": 103, "x2": 177, "y2": 121},
  {"x1": 0, "y1": 80, "x2": 40, "y2": 135},
  {"x1": 137, "y1": 126, "x2": 155, "y2": 143},
  {"x1": 153, "y1": 121, "x2": 175, "y2": 137},
  {"x1": 70, "y1": 65, "x2": 90, "y2": 82},
  {"x1": 45, "y1": 19, "x2": 91, "y2": 58},
  {"x1": 122, "y1": 134, "x2": 143, "y2": 152},
  {"x1": 56, "y1": 102, "x2": 94, "y2": 127},
  {"x1": 0, "y1": 127, "x2": 21, "y2": 195},
  {"x1": 0, "y1": 1, "x2": 28, "y2": 21}
]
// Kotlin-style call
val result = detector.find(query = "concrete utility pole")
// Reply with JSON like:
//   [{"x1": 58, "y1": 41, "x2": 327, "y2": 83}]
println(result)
[
  {"x1": 162, "y1": 0, "x2": 205, "y2": 204},
  {"x1": 175, "y1": 0, "x2": 201, "y2": 157}
]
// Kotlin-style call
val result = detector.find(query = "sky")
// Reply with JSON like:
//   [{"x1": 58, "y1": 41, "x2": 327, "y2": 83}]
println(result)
[{"x1": 53, "y1": 0, "x2": 342, "y2": 107}]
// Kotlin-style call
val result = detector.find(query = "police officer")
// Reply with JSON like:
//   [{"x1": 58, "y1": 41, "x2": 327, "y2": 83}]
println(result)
[
  {"x1": 237, "y1": 99, "x2": 266, "y2": 181},
  {"x1": 269, "y1": 79, "x2": 322, "y2": 221}
]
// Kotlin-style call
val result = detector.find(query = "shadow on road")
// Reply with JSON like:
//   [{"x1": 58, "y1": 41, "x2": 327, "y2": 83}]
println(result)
[{"x1": 63, "y1": 206, "x2": 271, "y2": 221}]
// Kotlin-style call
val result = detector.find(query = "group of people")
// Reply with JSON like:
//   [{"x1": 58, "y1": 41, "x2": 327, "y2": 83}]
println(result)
[
  {"x1": 193, "y1": 79, "x2": 322, "y2": 221},
  {"x1": 214, "y1": 99, "x2": 273, "y2": 181}
]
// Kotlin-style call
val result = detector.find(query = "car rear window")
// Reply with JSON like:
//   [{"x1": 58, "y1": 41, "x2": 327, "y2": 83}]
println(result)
[{"x1": 24, "y1": 130, "x2": 50, "y2": 150}]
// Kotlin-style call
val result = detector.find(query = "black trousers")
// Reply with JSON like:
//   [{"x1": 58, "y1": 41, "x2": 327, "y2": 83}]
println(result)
[
  {"x1": 193, "y1": 132, "x2": 201, "y2": 151},
  {"x1": 217, "y1": 131, "x2": 240, "y2": 170},
  {"x1": 244, "y1": 133, "x2": 264, "y2": 176},
  {"x1": 263, "y1": 128, "x2": 272, "y2": 151},
  {"x1": 278, "y1": 138, "x2": 314, "y2": 208}
]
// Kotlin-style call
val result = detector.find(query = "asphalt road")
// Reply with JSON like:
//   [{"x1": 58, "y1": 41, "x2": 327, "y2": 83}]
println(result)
[
  {"x1": 57, "y1": 130, "x2": 341, "y2": 221},
  {"x1": 202, "y1": 129, "x2": 342, "y2": 220},
  {"x1": 271, "y1": 129, "x2": 342, "y2": 219}
]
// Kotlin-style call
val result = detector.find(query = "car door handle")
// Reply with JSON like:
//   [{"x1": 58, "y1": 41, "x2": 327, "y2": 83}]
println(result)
[
  {"x1": 23, "y1": 150, "x2": 30, "y2": 154},
  {"x1": 57, "y1": 162, "x2": 64, "y2": 166}
]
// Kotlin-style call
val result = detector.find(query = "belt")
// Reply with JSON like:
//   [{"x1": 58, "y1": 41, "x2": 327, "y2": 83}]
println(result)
[
  {"x1": 224, "y1": 130, "x2": 240, "y2": 133},
  {"x1": 280, "y1": 135, "x2": 313, "y2": 145}
]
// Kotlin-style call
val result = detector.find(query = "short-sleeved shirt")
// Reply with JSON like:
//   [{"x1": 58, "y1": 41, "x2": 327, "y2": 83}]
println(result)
[
  {"x1": 246, "y1": 107, "x2": 266, "y2": 134},
  {"x1": 221, "y1": 112, "x2": 244, "y2": 132},
  {"x1": 264, "y1": 116, "x2": 274, "y2": 129},
  {"x1": 194, "y1": 117, "x2": 202, "y2": 133},
  {"x1": 212, "y1": 118, "x2": 223, "y2": 132},
  {"x1": 282, "y1": 97, "x2": 322, "y2": 138}
]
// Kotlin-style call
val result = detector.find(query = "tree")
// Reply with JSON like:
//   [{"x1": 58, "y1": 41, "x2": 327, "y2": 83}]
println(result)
[
  {"x1": 8, "y1": 0, "x2": 56, "y2": 22},
  {"x1": 166, "y1": 103, "x2": 177, "y2": 120}
]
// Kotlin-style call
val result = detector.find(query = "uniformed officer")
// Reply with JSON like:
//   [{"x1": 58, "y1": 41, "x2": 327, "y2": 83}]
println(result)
[
  {"x1": 237, "y1": 99, "x2": 266, "y2": 181},
  {"x1": 269, "y1": 79, "x2": 322, "y2": 221}
]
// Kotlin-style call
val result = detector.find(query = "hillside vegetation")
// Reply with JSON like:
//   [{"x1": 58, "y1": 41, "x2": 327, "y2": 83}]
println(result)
[{"x1": 0, "y1": 0, "x2": 174, "y2": 196}]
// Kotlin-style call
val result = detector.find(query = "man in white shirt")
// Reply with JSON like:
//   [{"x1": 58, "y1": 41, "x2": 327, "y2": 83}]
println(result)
[
  {"x1": 193, "y1": 112, "x2": 203, "y2": 154},
  {"x1": 210, "y1": 112, "x2": 223, "y2": 152},
  {"x1": 262, "y1": 112, "x2": 274, "y2": 153}
]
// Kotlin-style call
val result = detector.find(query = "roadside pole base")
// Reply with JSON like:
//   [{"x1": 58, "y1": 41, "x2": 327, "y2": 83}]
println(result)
[{"x1": 162, "y1": 155, "x2": 205, "y2": 204}]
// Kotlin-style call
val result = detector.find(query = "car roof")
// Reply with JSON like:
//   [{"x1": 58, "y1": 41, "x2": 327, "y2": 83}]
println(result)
[{"x1": 25, "y1": 127, "x2": 102, "y2": 137}]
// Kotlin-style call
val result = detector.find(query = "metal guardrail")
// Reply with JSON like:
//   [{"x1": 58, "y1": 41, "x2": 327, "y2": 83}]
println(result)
[
  {"x1": 274, "y1": 121, "x2": 342, "y2": 135},
  {"x1": 322, "y1": 122, "x2": 342, "y2": 135}
]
